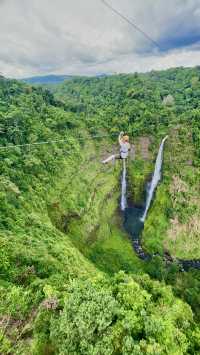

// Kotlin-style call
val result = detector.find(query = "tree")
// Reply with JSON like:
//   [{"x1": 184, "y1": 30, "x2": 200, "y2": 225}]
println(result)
[{"x1": 50, "y1": 273, "x2": 193, "y2": 355}]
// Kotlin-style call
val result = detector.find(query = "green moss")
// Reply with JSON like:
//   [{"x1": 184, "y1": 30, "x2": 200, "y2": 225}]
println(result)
[
  {"x1": 128, "y1": 159, "x2": 153, "y2": 205},
  {"x1": 89, "y1": 221, "x2": 144, "y2": 274},
  {"x1": 142, "y1": 184, "x2": 171, "y2": 255}
]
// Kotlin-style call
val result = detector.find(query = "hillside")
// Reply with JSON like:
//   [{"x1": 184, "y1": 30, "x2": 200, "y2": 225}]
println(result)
[
  {"x1": 21, "y1": 74, "x2": 109, "y2": 86},
  {"x1": 1, "y1": 69, "x2": 200, "y2": 354},
  {"x1": 21, "y1": 75, "x2": 76, "y2": 85}
]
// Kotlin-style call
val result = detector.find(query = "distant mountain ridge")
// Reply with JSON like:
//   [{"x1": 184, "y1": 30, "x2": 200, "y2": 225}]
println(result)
[
  {"x1": 22, "y1": 73, "x2": 110, "y2": 85},
  {"x1": 22, "y1": 74, "x2": 76, "y2": 85}
]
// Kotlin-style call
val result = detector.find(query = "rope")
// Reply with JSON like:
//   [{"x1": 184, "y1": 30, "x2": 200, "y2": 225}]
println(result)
[{"x1": 100, "y1": 0, "x2": 161, "y2": 50}]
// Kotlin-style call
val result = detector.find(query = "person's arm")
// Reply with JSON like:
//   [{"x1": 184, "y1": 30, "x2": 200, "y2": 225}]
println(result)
[{"x1": 118, "y1": 131, "x2": 124, "y2": 145}]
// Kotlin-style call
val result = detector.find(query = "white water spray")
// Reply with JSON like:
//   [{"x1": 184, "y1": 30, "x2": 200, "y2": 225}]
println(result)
[
  {"x1": 141, "y1": 136, "x2": 168, "y2": 222},
  {"x1": 121, "y1": 159, "x2": 127, "y2": 211}
]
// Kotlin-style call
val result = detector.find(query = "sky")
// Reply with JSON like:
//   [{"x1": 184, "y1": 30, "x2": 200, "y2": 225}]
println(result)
[{"x1": 1, "y1": 0, "x2": 200, "y2": 78}]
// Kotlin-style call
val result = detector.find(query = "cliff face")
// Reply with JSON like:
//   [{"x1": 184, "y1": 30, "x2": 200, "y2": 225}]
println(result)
[
  {"x1": 141, "y1": 125, "x2": 200, "y2": 259},
  {"x1": 127, "y1": 136, "x2": 154, "y2": 206},
  {"x1": 47, "y1": 137, "x2": 143, "y2": 274}
]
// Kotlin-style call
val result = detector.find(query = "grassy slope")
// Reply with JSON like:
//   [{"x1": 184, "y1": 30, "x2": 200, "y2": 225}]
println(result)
[{"x1": 0, "y1": 142, "x2": 99, "y2": 354}]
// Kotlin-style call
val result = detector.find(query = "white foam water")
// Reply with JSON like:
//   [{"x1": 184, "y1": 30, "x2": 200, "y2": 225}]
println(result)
[
  {"x1": 121, "y1": 159, "x2": 127, "y2": 211},
  {"x1": 141, "y1": 136, "x2": 168, "y2": 222}
]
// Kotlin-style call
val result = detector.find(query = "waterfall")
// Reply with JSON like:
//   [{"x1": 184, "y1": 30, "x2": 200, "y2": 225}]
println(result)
[
  {"x1": 141, "y1": 136, "x2": 168, "y2": 222},
  {"x1": 121, "y1": 159, "x2": 127, "y2": 211}
]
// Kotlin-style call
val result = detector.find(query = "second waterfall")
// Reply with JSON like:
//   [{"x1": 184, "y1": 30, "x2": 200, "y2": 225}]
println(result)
[{"x1": 141, "y1": 136, "x2": 168, "y2": 222}]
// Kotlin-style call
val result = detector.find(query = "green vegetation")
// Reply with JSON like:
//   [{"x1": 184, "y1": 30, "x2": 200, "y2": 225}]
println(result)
[
  {"x1": 50, "y1": 273, "x2": 194, "y2": 355},
  {"x1": 1, "y1": 67, "x2": 200, "y2": 353}
]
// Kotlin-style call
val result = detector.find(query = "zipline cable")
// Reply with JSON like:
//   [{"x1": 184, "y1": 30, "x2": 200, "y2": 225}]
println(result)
[
  {"x1": 0, "y1": 124, "x2": 189, "y2": 151},
  {"x1": 0, "y1": 132, "x2": 119, "y2": 151},
  {"x1": 100, "y1": 0, "x2": 161, "y2": 50}
]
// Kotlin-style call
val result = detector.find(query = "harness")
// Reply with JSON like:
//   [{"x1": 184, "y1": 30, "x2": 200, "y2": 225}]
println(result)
[{"x1": 120, "y1": 150, "x2": 128, "y2": 153}]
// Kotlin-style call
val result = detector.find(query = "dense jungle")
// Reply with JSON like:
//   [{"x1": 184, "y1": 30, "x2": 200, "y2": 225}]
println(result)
[{"x1": 1, "y1": 67, "x2": 200, "y2": 354}]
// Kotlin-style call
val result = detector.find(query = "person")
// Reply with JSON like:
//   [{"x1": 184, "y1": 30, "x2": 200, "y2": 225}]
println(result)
[
  {"x1": 118, "y1": 131, "x2": 131, "y2": 159},
  {"x1": 102, "y1": 131, "x2": 131, "y2": 164}
]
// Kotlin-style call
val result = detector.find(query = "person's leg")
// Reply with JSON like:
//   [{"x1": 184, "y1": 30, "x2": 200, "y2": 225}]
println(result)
[
  {"x1": 115, "y1": 154, "x2": 121, "y2": 160},
  {"x1": 102, "y1": 154, "x2": 120, "y2": 164}
]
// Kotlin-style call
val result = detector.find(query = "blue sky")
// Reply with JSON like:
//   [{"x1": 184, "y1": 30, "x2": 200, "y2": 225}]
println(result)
[{"x1": 0, "y1": 0, "x2": 200, "y2": 78}]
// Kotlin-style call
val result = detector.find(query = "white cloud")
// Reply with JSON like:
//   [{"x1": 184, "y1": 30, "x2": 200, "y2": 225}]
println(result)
[{"x1": 0, "y1": 0, "x2": 200, "y2": 78}]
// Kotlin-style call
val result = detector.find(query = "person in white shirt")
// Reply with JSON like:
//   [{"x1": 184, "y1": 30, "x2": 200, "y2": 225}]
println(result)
[{"x1": 102, "y1": 132, "x2": 131, "y2": 164}]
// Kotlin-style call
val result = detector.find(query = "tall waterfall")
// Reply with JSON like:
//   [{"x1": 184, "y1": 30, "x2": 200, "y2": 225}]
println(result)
[
  {"x1": 141, "y1": 136, "x2": 168, "y2": 222},
  {"x1": 121, "y1": 159, "x2": 127, "y2": 211}
]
